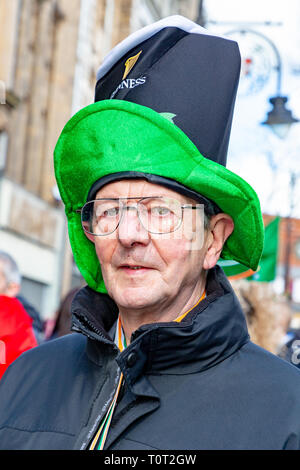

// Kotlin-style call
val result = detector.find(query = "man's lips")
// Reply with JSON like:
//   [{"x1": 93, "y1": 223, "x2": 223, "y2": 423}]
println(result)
[{"x1": 118, "y1": 264, "x2": 154, "y2": 273}]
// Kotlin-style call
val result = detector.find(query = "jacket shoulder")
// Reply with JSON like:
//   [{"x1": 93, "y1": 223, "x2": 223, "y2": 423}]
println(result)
[
  {"x1": 0, "y1": 334, "x2": 87, "y2": 412},
  {"x1": 236, "y1": 340, "x2": 300, "y2": 399},
  {"x1": 243, "y1": 341, "x2": 300, "y2": 374},
  {"x1": 2, "y1": 333, "x2": 87, "y2": 377},
  {"x1": 0, "y1": 334, "x2": 93, "y2": 440}
]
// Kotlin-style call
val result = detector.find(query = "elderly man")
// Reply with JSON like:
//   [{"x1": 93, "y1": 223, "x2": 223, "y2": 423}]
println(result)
[
  {"x1": 0, "y1": 16, "x2": 300, "y2": 451},
  {"x1": 0, "y1": 250, "x2": 44, "y2": 343},
  {"x1": 0, "y1": 251, "x2": 22, "y2": 298},
  {"x1": 0, "y1": 252, "x2": 37, "y2": 379}
]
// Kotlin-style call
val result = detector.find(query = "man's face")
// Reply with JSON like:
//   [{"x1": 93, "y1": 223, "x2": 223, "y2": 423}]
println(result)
[
  {"x1": 86, "y1": 180, "x2": 210, "y2": 315},
  {"x1": 0, "y1": 261, "x2": 20, "y2": 297}
]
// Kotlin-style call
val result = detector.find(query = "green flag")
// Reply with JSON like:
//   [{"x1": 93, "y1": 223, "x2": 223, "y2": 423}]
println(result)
[
  {"x1": 218, "y1": 217, "x2": 280, "y2": 282},
  {"x1": 217, "y1": 259, "x2": 255, "y2": 280},
  {"x1": 248, "y1": 217, "x2": 280, "y2": 282}
]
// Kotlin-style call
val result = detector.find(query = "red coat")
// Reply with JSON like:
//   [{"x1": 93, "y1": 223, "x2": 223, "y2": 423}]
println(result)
[{"x1": 0, "y1": 295, "x2": 38, "y2": 380}]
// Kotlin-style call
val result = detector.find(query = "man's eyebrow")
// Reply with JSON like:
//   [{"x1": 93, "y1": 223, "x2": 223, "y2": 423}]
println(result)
[{"x1": 93, "y1": 196, "x2": 163, "y2": 200}]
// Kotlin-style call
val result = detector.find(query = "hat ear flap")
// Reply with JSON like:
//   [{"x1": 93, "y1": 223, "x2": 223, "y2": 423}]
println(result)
[{"x1": 67, "y1": 211, "x2": 107, "y2": 293}]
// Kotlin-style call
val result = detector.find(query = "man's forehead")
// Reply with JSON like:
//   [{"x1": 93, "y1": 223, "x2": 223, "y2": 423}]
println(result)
[{"x1": 95, "y1": 179, "x2": 196, "y2": 203}]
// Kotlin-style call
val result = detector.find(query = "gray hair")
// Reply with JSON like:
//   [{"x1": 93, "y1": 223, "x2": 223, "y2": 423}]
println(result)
[
  {"x1": 203, "y1": 211, "x2": 212, "y2": 231},
  {"x1": 0, "y1": 251, "x2": 21, "y2": 285}
]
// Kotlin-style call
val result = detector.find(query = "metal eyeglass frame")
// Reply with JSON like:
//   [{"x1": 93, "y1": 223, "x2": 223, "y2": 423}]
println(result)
[{"x1": 76, "y1": 196, "x2": 202, "y2": 236}]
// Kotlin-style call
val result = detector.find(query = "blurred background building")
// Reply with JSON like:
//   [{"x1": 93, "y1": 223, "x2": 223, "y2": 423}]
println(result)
[{"x1": 0, "y1": 0, "x2": 299, "y2": 330}]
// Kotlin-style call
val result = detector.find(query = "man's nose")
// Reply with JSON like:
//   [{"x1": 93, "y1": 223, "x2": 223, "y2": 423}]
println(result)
[{"x1": 117, "y1": 206, "x2": 150, "y2": 246}]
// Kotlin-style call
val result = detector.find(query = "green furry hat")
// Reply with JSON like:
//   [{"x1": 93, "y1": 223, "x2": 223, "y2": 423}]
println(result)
[{"x1": 54, "y1": 16, "x2": 264, "y2": 292}]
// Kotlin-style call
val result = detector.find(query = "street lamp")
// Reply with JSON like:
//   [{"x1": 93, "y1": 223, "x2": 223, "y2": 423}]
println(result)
[
  {"x1": 225, "y1": 28, "x2": 299, "y2": 138},
  {"x1": 262, "y1": 96, "x2": 299, "y2": 139},
  {"x1": 255, "y1": 30, "x2": 299, "y2": 138},
  {"x1": 224, "y1": 27, "x2": 299, "y2": 300}
]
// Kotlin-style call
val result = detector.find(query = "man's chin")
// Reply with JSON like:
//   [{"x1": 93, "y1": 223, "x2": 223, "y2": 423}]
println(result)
[{"x1": 113, "y1": 288, "x2": 159, "y2": 311}]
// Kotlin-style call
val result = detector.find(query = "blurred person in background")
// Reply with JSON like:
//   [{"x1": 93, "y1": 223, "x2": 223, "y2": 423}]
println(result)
[
  {"x1": 17, "y1": 295, "x2": 45, "y2": 344},
  {"x1": 277, "y1": 304, "x2": 300, "y2": 370},
  {"x1": 45, "y1": 287, "x2": 81, "y2": 340},
  {"x1": 230, "y1": 280, "x2": 288, "y2": 355},
  {"x1": 0, "y1": 250, "x2": 44, "y2": 343},
  {"x1": 232, "y1": 279, "x2": 300, "y2": 369},
  {"x1": 0, "y1": 251, "x2": 37, "y2": 380}
]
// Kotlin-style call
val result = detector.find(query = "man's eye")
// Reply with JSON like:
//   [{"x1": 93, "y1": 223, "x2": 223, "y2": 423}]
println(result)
[
  {"x1": 101, "y1": 207, "x2": 120, "y2": 217},
  {"x1": 151, "y1": 206, "x2": 171, "y2": 216}
]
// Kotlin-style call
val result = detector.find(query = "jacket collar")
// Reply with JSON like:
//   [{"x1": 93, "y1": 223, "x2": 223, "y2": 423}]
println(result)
[{"x1": 71, "y1": 266, "x2": 249, "y2": 377}]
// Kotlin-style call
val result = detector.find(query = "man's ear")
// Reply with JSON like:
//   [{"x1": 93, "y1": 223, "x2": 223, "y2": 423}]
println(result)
[{"x1": 203, "y1": 213, "x2": 234, "y2": 270}]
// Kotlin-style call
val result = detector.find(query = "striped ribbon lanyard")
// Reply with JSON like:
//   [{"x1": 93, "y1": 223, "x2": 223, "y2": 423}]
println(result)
[
  {"x1": 89, "y1": 316, "x2": 126, "y2": 450},
  {"x1": 89, "y1": 289, "x2": 205, "y2": 450}
]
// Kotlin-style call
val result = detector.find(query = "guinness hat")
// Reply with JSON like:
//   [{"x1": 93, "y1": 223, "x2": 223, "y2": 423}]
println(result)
[
  {"x1": 54, "y1": 16, "x2": 264, "y2": 293},
  {"x1": 95, "y1": 15, "x2": 240, "y2": 166}
]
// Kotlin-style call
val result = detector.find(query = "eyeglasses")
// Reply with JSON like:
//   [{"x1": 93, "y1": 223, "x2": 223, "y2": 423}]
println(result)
[{"x1": 77, "y1": 197, "x2": 202, "y2": 236}]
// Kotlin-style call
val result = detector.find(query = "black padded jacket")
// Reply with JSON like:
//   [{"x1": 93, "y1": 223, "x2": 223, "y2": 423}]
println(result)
[{"x1": 1, "y1": 266, "x2": 300, "y2": 450}]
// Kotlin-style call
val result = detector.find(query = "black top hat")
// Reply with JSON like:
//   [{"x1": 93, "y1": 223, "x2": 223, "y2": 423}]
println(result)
[{"x1": 94, "y1": 15, "x2": 241, "y2": 167}]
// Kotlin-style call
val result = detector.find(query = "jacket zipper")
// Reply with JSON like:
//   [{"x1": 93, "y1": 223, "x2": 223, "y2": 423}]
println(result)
[
  {"x1": 72, "y1": 312, "x2": 122, "y2": 449},
  {"x1": 72, "y1": 312, "x2": 117, "y2": 348}
]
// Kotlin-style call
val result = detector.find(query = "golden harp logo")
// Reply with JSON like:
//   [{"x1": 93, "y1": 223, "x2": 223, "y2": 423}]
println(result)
[{"x1": 122, "y1": 50, "x2": 142, "y2": 79}]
